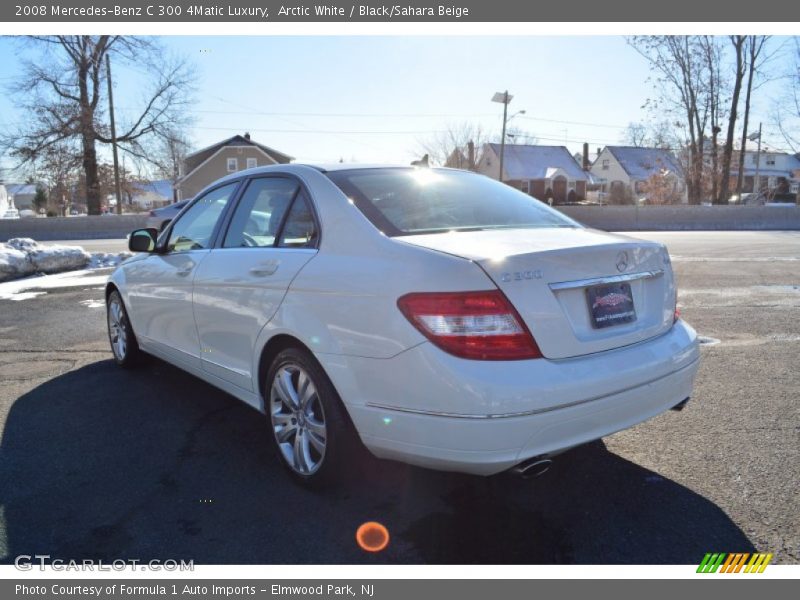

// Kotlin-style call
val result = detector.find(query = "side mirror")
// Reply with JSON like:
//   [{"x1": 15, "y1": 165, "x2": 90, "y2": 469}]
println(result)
[{"x1": 129, "y1": 228, "x2": 159, "y2": 253}]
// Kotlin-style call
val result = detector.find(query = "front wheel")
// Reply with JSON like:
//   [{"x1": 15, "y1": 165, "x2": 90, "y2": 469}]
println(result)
[
  {"x1": 267, "y1": 347, "x2": 356, "y2": 487},
  {"x1": 107, "y1": 290, "x2": 142, "y2": 367}
]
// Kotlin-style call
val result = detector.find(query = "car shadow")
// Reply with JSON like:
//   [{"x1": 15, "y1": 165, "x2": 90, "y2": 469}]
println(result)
[{"x1": 0, "y1": 358, "x2": 755, "y2": 565}]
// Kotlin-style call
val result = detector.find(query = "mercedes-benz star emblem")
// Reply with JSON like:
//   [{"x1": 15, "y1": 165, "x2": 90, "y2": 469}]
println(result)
[{"x1": 616, "y1": 250, "x2": 629, "y2": 272}]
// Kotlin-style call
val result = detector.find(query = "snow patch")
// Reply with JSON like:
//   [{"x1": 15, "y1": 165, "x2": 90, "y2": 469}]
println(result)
[
  {"x1": 80, "y1": 299, "x2": 105, "y2": 308},
  {"x1": 0, "y1": 270, "x2": 110, "y2": 301},
  {"x1": 0, "y1": 238, "x2": 90, "y2": 282},
  {"x1": 0, "y1": 238, "x2": 132, "y2": 283}
]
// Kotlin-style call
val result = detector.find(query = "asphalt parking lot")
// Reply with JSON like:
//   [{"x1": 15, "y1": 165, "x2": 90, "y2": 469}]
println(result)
[{"x1": 0, "y1": 231, "x2": 798, "y2": 565}]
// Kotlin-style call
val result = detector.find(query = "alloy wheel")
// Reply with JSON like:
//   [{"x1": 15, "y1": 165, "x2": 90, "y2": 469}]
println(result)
[
  {"x1": 107, "y1": 297, "x2": 128, "y2": 361},
  {"x1": 270, "y1": 363, "x2": 327, "y2": 475}
]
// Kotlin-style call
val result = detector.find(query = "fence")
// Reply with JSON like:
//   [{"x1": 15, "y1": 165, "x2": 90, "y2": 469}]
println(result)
[
  {"x1": 0, "y1": 215, "x2": 149, "y2": 242},
  {"x1": 1, "y1": 205, "x2": 799, "y2": 242},
  {"x1": 556, "y1": 205, "x2": 800, "y2": 231}
]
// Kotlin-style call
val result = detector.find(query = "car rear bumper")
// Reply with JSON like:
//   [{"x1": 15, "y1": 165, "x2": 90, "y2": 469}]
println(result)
[{"x1": 318, "y1": 320, "x2": 700, "y2": 475}]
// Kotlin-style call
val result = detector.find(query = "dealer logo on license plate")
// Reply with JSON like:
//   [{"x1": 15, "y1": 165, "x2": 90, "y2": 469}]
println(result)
[{"x1": 586, "y1": 282, "x2": 637, "y2": 329}]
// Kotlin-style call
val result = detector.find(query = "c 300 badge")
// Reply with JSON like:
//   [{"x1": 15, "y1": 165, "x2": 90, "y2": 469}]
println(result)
[{"x1": 500, "y1": 270, "x2": 543, "y2": 282}]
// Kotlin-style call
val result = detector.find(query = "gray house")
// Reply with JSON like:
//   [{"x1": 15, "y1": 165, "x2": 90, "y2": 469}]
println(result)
[{"x1": 590, "y1": 146, "x2": 687, "y2": 203}]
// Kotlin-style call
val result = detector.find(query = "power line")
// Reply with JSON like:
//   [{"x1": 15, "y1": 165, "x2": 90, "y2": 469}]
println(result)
[
  {"x1": 518, "y1": 115, "x2": 629, "y2": 130},
  {"x1": 190, "y1": 125, "x2": 447, "y2": 135}
]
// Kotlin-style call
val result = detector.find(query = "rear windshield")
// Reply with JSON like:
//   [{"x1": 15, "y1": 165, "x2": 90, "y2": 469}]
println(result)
[{"x1": 326, "y1": 168, "x2": 579, "y2": 236}]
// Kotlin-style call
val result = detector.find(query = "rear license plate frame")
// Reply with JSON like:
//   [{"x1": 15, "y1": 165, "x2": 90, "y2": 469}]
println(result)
[{"x1": 586, "y1": 282, "x2": 637, "y2": 329}]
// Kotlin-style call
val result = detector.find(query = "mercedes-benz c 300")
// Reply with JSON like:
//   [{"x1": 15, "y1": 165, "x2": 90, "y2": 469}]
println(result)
[{"x1": 106, "y1": 165, "x2": 699, "y2": 485}]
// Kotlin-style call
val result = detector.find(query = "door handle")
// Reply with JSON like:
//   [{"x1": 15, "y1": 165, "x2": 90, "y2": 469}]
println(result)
[{"x1": 249, "y1": 260, "x2": 279, "y2": 277}]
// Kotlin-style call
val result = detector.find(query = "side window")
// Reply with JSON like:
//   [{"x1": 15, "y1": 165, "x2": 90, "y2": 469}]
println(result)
[
  {"x1": 279, "y1": 192, "x2": 318, "y2": 248},
  {"x1": 167, "y1": 183, "x2": 237, "y2": 252},
  {"x1": 223, "y1": 177, "x2": 299, "y2": 248}
]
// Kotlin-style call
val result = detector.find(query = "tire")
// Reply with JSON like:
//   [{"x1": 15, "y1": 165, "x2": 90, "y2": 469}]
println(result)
[
  {"x1": 266, "y1": 347, "x2": 356, "y2": 487},
  {"x1": 106, "y1": 290, "x2": 143, "y2": 368}
]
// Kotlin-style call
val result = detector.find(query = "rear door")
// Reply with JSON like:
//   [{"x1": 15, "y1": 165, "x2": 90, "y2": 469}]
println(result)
[{"x1": 192, "y1": 176, "x2": 319, "y2": 391}]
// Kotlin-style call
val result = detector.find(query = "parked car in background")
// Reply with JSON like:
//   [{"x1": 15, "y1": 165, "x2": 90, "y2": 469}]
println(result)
[
  {"x1": 107, "y1": 164, "x2": 699, "y2": 486},
  {"x1": 146, "y1": 200, "x2": 190, "y2": 232}
]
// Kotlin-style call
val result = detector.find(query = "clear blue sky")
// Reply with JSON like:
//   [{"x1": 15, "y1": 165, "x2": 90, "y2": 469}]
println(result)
[{"x1": 0, "y1": 35, "x2": 794, "y2": 177}]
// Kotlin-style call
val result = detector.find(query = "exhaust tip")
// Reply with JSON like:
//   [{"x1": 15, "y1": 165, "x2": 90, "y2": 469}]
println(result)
[
  {"x1": 671, "y1": 397, "x2": 690, "y2": 411},
  {"x1": 510, "y1": 457, "x2": 553, "y2": 479}
]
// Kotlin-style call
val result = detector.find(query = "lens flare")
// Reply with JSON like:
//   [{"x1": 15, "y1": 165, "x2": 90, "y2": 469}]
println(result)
[{"x1": 356, "y1": 521, "x2": 390, "y2": 553}]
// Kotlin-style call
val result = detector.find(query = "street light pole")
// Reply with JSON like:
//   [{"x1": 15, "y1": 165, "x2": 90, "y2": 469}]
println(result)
[
  {"x1": 499, "y1": 91, "x2": 509, "y2": 182},
  {"x1": 492, "y1": 91, "x2": 514, "y2": 183}
]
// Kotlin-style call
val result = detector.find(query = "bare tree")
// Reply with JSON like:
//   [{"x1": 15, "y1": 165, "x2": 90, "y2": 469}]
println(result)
[
  {"x1": 1, "y1": 36, "x2": 195, "y2": 214},
  {"x1": 152, "y1": 127, "x2": 191, "y2": 202},
  {"x1": 418, "y1": 122, "x2": 488, "y2": 170},
  {"x1": 33, "y1": 142, "x2": 82, "y2": 214},
  {"x1": 775, "y1": 39, "x2": 800, "y2": 153},
  {"x1": 699, "y1": 36, "x2": 726, "y2": 203},
  {"x1": 621, "y1": 122, "x2": 649, "y2": 146},
  {"x1": 504, "y1": 125, "x2": 538, "y2": 146},
  {"x1": 715, "y1": 36, "x2": 747, "y2": 204},
  {"x1": 648, "y1": 120, "x2": 680, "y2": 150},
  {"x1": 630, "y1": 36, "x2": 711, "y2": 204},
  {"x1": 735, "y1": 36, "x2": 771, "y2": 197}
]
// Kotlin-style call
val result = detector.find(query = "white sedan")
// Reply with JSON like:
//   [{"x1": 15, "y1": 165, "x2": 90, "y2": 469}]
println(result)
[{"x1": 106, "y1": 164, "x2": 699, "y2": 486}]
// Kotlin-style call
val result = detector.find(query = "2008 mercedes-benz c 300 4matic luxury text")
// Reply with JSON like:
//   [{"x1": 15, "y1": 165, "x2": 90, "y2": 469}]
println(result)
[{"x1": 106, "y1": 164, "x2": 699, "y2": 485}]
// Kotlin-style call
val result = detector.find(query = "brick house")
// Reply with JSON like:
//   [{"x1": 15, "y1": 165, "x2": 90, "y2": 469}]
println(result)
[{"x1": 476, "y1": 144, "x2": 590, "y2": 203}]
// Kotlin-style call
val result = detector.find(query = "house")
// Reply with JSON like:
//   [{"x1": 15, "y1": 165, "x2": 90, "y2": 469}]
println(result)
[
  {"x1": 175, "y1": 133, "x2": 293, "y2": 200},
  {"x1": 5, "y1": 184, "x2": 38, "y2": 210},
  {"x1": 729, "y1": 149, "x2": 800, "y2": 195},
  {"x1": 476, "y1": 144, "x2": 591, "y2": 203},
  {"x1": 590, "y1": 146, "x2": 686, "y2": 204}
]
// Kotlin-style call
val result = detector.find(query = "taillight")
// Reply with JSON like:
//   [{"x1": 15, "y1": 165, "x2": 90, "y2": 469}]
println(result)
[{"x1": 397, "y1": 290, "x2": 542, "y2": 360}]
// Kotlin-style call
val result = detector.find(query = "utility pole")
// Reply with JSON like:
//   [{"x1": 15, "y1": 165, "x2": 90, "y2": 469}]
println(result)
[
  {"x1": 106, "y1": 54, "x2": 123, "y2": 215},
  {"x1": 492, "y1": 91, "x2": 513, "y2": 183},
  {"x1": 753, "y1": 122, "x2": 762, "y2": 198}
]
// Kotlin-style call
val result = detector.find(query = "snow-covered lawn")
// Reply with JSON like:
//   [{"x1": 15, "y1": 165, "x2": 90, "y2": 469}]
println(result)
[
  {"x1": 0, "y1": 269, "x2": 110, "y2": 301},
  {"x1": 0, "y1": 237, "x2": 131, "y2": 283}
]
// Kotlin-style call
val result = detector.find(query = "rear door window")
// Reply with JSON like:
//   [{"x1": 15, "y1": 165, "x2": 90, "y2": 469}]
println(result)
[{"x1": 223, "y1": 177, "x2": 299, "y2": 248}]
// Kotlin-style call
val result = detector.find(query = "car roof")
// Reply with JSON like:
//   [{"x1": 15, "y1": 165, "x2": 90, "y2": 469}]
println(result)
[{"x1": 203, "y1": 163, "x2": 471, "y2": 194}]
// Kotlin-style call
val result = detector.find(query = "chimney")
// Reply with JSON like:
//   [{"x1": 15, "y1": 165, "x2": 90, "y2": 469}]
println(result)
[
  {"x1": 244, "y1": 132, "x2": 251, "y2": 141},
  {"x1": 596, "y1": 147, "x2": 601, "y2": 158},
  {"x1": 467, "y1": 140, "x2": 475, "y2": 170},
  {"x1": 582, "y1": 142, "x2": 590, "y2": 171}
]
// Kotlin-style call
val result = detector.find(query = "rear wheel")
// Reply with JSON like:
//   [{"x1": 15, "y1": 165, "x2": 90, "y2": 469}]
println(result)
[
  {"x1": 107, "y1": 290, "x2": 142, "y2": 367},
  {"x1": 266, "y1": 347, "x2": 355, "y2": 487}
]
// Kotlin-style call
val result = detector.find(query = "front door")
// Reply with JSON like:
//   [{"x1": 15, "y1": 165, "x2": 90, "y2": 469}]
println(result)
[
  {"x1": 125, "y1": 182, "x2": 239, "y2": 369},
  {"x1": 192, "y1": 177, "x2": 319, "y2": 392}
]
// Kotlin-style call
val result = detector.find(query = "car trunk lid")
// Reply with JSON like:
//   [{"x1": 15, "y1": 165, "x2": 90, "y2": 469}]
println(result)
[{"x1": 397, "y1": 227, "x2": 676, "y2": 359}]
